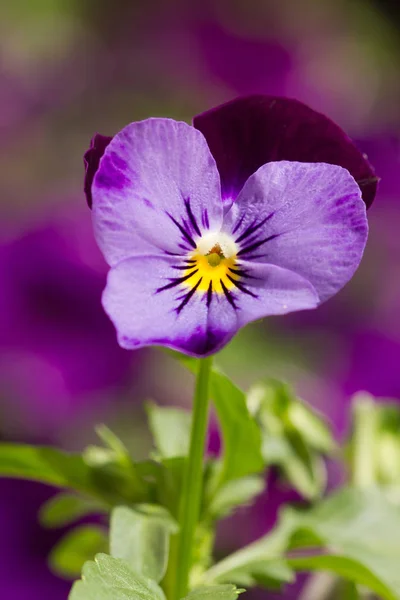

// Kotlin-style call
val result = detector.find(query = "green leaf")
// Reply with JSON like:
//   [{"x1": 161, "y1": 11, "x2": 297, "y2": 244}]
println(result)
[
  {"x1": 39, "y1": 492, "x2": 105, "y2": 528},
  {"x1": 201, "y1": 513, "x2": 295, "y2": 587},
  {"x1": 0, "y1": 442, "x2": 151, "y2": 508},
  {"x1": 82, "y1": 445, "x2": 149, "y2": 506},
  {"x1": 50, "y1": 525, "x2": 108, "y2": 579},
  {"x1": 0, "y1": 443, "x2": 95, "y2": 493},
  {"x1": 86, "y1": 425, "x2": 149, "y2": 501},
  {"x1": 248, "y1": 380, "x2": 332, "y2": 499},
  {"x1": 269, "y1": 430, "x2": 326, "y2": 500},
  {"x1": 287, "y1": 400, "x2": 335, "y2": 453},
  {"x1": 174, "y1": 356, "x2": 264, "y2": 487},
  {"x1": 146, "y1": 403, "x2": 192, "y2": 458},
  {"x1": 289, "y1": 555, "x2": 392, "y2": 599},
  {"x1": 69, "y1": 553, "x2": 166, "y2": 600},
  {"x1": 110, "y1": 505, "x2": 177, "y2": 583},
  {"x1": 299, "y1": 574, "x2": 359, "y2": 600},
  {"x1": 153, "y1": 456, "x2": 186, "y2": 520},
  {"x1": 207, "y1": 476, "x2": 265, "y2": 519},
  {"x1": 210, "y1": 369, "x2": 264, "y2": 485},
  {"x1": 288, "y1": 487, "x2": 400, "y2": 600},
  {"x1": 183, "y1": 584, "x2": 244, "y2": 600}
]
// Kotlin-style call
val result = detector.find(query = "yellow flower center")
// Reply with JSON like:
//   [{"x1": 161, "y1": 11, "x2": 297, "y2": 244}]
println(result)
[{"x1": 183, "y1": 236, "x2": 240, "y2": 294}]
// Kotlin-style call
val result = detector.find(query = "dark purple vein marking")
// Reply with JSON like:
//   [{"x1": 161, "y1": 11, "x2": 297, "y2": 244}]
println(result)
[
  {"x1": 156, "y1": 270, "x2": 198, "y2": 293},
  {"x1": 220, "y1": 279, "x2": 237, "y2": 309},
  {"x1": 228, "y1": 267, "x2": 259, "y2": 280},
  {"x1": 226, "y1": 275, "x2": 258, "y2": 298},
  {"x1": 207, "y1": 281, "x2": 213, "y2": 307},
  {"x1": 172, "y1": 265, "x2": 194, "y2": 271},
  {"x1": 171, "y1": 259, "x2": 197, "y2": 271},
  {"x1": 184, "y1": 198, "x2": 201, "y2": 237},
  {"x1": 232, "y1": 214, "x2": 245, "y2": 235},
  {"x1": 166, "y1": 212, "x2": 196, "y2": 249},
  {"x1": 202, "y1": 209, "x2": 209, "y2": 229},
  {"x1": 237, "y1": 234, "x2": 279, "y2": 257},
  {"x1": 176, "y1": 277, "x2": 202, "y2": 314},
  {"x1": 235, "y1": 213, "x2": 275, "y2": 244}
]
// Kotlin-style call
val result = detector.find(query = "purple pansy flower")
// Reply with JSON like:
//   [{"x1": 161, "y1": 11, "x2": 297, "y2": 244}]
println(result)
[{"x1": 84, "y1": 96, "x2": 373, "y2": 357}]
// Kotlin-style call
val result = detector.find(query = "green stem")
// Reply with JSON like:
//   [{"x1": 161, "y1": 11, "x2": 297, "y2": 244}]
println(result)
[
  {"x1": 351, "y1": 393, "x2": 377, "y2": 488},
  {"x1": 174, "y1": 356, "x2": 213, "y2": 600}
]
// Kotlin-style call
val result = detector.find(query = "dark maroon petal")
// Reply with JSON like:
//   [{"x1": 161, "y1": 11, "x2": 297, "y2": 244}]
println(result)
[
  {"x1": 83, "y1": 133, "x2": 112, "y2": 208},
  {"x1": 193, "y1": 95, "x2": 378, "y2": 208}
]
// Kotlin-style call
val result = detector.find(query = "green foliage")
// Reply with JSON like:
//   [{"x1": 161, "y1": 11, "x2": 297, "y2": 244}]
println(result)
[
  {"x1": 0, "y1": 443, "x2": 95, "y2": 492},
  {"x1": 0, "y1": 432, "x2": 150, "y2": 507},
  {"x1": 147, "y1": 403, "x2": 192, "y2": 459},
  {"x1": 206, "y1": 476, "x2": 265, "y2": 519},
  {"x1": 7, "y1": 353, "x2": 400, "y2": 600},
  {"x1": 183, "y1": 585, "x2": 244, "y2": 600},
  {"x1": 210, "y1": 368, "x2": 264, "y2": 486},
  {"x1": 69, "y1": 554, "x2": 166, "y2": 600},
  {"x1": 39, "y1": 492, "x2": 105, "y2": 528},
  {"x1": 110, "y1": 505, "x2": 177, "y2": 583},
  {"x1": 247, "y1": 379, "x2": 334, "y2": 499},
  {"x1": 348, "y1": 393, "x2": 400, "y2": 498},
  {"x1": 288, "y1": 487, "x2": 400, "y2": 599},
  {"x1": 50, "y1": 525, "x2": 108, "y2": 579},
  {"x1": 201, "y1": 512, "x2": 295, "y2": 587},
  {"x1": 83, "y1": 425, "x2": 149, "y2": 505},
  {"x1": 173, "y1": 356, "x2": 264, "y2": 489}
]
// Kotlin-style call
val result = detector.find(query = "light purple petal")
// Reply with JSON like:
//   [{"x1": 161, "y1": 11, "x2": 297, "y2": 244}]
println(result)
[
  {"x1": 224, "y1": 161, "x2": 368, "y2": 302},
  {"x1": 102, "y1": 255, "x2": 238, "y2": 357},
  {"x1": 232, "y1": 262, "x2": 319, "y2": 325},
  {"x1": 92, "y1": 119, "x2": 223, "y2": 266}
]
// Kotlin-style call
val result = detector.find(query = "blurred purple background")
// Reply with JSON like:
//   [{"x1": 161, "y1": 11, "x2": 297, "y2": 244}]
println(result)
[{"x1": 1, "y1": 0, "x2": 400, "y2": 597}]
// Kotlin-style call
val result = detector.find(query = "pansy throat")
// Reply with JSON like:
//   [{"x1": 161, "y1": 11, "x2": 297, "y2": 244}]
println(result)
[{"x1": 158, "y1": 230, "x2": 249, "y2": 314}]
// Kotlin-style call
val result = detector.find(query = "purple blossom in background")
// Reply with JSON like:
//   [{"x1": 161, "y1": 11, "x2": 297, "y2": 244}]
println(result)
[
  {"x1": 194, "y1": 20, "x2": 292, "y2": 96},
  {"x1": 0, "y1": 216, "x2": 132, "y2": 436},
  {"x1": 84, "y1": 96, "x2": 372, "y2": 357},
  {"x1": 0, "y1": 481, "x2": 70, "y2": 600}
]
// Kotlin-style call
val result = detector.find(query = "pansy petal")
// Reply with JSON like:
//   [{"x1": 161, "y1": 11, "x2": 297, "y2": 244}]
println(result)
[
  {"x1": 193, "y1": 95, "x2": 378, "y2": 207},
  {"x1": 225, "y1": 161, "x2": 368, "y2": 302},
  {"x1": 84, "y1": 133, "x2": 112, "y2": 208},
  {"x1": 92, "y1": 119, "x2": 223, "y2": 266},
  {"x1": 231, "y1": 262, "x2": 319, "y2": 325},
  {"x1": 102, "y1": 255, "x2": 237, "y2": 357}
]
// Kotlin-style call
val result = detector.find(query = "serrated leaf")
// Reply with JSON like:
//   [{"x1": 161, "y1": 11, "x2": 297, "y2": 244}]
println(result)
[
  {"x1": 69, "y1": 553, "x2": 166, "y2": 600},
  {"x1": 50, "y1": 525, "x2": 107, "y2": 579},
  {"x1": 288, "y1": 487, "x2": 400, "y2": 600},
  {"x1": 207, "y1": 476, "x2": 265, "y2": 518},
  {"x1": 184, "y1": 584, "x2": 244, "y2": 600},
  {"x1": 39, "y1": 492, "x2": 105, "y2": 528},
  {"x1": 146, "y1": 403, "x2": 192, "y2": 458},
  {"x1": 110, "y1": 505, "x2": 177, "y2": 583}
]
